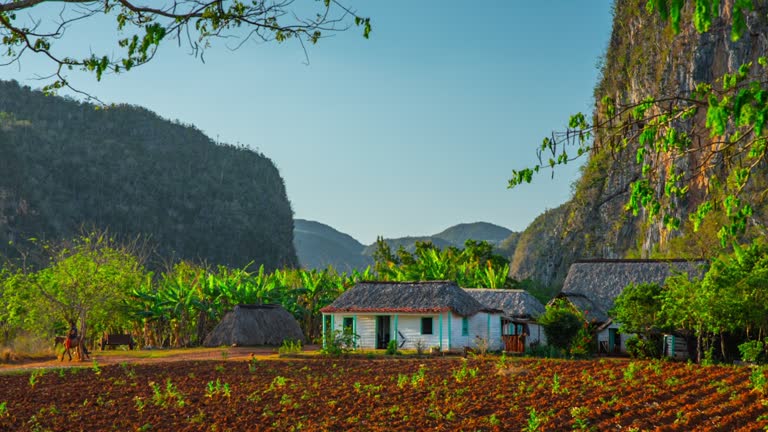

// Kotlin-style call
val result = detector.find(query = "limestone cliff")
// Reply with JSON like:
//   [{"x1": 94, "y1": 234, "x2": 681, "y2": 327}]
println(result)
[{"x1": 509, "y1": 0, "x2": 768, "y2": 290}]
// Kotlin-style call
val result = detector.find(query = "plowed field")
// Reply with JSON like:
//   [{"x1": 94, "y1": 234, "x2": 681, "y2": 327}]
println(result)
[{"x1": 0, "y1": 357, "x2": 766, "y2": 431}]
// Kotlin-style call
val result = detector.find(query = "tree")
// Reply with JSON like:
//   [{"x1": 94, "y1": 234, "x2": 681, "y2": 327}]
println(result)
[
  {"x1": 610, "y1": 282, "x2": 664, "y2": 340},
  {"x1": 509, "y1": 0, "x2": 765, "y2": 247},
  {"x1": 537, "y1": 298, "x2": 584, "y2": 354},
  {"x1": 370, "y1": 238, "x2": 516, "y2": 288},
  {"x1": 0, "y1": 1, "x2": 370, "y2": 100},
  {"x1": 30, "y1": 232, "x2": 146, "y2": 360}
]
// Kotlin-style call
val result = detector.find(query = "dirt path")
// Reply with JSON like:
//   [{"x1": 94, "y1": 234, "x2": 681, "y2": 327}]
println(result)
[{"x1": 0, "y1": 345, "x2": 320, "y2": 373}]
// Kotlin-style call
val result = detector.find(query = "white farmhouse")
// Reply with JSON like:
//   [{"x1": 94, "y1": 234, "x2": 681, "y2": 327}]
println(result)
[{"x1": 320, "y1": 280, "x2": 503, "y2": 352}]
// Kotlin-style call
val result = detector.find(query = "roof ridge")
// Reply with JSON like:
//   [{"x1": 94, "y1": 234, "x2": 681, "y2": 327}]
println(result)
[
  {"x1": 358, "y1": 280, "x2": 455, "y2": 284},
  {"x1": 572, "y1": 258, "x2": 707, "y2": 263},
  {"x1": 463, "y1": 288, "x2": 526, "y2": 293}
]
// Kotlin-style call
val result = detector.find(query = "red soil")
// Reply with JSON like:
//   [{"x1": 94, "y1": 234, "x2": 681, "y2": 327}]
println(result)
[{"x1": 0, "y1": 357, "x2": 765, "y2": 431}]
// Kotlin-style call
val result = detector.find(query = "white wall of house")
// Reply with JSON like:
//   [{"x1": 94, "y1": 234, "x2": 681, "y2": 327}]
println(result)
[
  {"x1": 527, "y1": 323, "x2": 548, "y2": 347},
  {"x1": 596, "y1": 322, "x2": 635, "y2": 354},
  {"x1": 323, "y1": 311, "x2": 503, "y2": 351},
  {"x1": 447, "y1": 312, "x2": 502, "y2": 351}
]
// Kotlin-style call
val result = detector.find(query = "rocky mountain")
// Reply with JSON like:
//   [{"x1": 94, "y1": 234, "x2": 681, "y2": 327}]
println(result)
[
  {"x1": 0, "y1": 80, "x2": 297, "y2": 270},
  {"x1": 295, "y1": 220, "x2": 514, "y2": 271},
  {"x1": 508, "y1": 0, "x2": 768, "y2": 292}
]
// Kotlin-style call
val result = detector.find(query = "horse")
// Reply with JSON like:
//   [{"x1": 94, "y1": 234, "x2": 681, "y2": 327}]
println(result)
[{"x1": 57, "y1": 336, "x2": 90, "y2": 361}]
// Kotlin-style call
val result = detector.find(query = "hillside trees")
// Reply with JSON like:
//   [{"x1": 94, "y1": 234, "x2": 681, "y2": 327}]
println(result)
[
  {"x1": 0, "y1": 81, "x2": 297, "y2": 270},
  {"x1": 509, "y1": 0, "x2": 767, "y2": 247},
  {"x1": 0, "y1": 1, "x2": 370, "y2": 99}
]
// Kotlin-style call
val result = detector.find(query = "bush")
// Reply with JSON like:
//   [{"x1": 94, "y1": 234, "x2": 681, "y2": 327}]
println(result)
[
  {"x1": 321, "y1": 330, "x2": 358, "y2": 357},
  {"x1": 738, "y1": 340, "x2": 765, "y2": 363},
  {"x1": 625, "y1": 336, "x2": 660, "y2": 359},
  {"x1": 386, "y1": 339, "x2": 399, "y2": 356},
  {"x1": 414, "y1": 339, "x2": 427, "y2": 356},
  {"x1": 569, "y1": 324, "x2": 595, "y2": 359},
  {"x1": 538, "y1": 299, "x2": 584, "y2": 352},
  {"x1": 525, "y1": 343, "x2": 564, "y2": 359},
  {"x1": 278, "y1": 339, "x2": 302, "y2": 356}
]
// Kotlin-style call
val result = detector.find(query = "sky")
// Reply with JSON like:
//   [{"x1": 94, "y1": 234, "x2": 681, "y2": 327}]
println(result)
[{"x1": 2, "y1": 1, "x2": 615, "y2": 245}]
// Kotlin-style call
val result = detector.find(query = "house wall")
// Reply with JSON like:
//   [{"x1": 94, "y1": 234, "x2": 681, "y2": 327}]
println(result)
[
  {"x1": 448, "y1": 312, "x2": 502, "y2": 351},
  {"x1": 527, "y1": 323, "x2": 548, "y2": 347},
  {"x1": 597, "y1": 323, "x2": 635, "y2": 354},
  {"x1": 392, "y1": 315, "x2": 442, "y2": 350},
  {"x1": 323, "y1": 311, "x2": 503, "y2": 351}
]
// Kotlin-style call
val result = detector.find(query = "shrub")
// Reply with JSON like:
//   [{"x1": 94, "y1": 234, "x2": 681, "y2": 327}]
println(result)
[
  {"x1": 738, "y1": 340, "x2": 765, "y2": 363},
  {"x1": 474, "y1": 336, "x2": 490, "y2": 356},
  {"x1": 278, "y1": 339, "x2": 303, "y2": 356},
  {"x1": 525, "y1": 344, "x2": 564, "y2": 358},
  {"x1": 569, "y1": 323, "x2": 595, "y2": 359},
  {"x1": 386, "y1": 339, "x2": 399, "y2": 356},
  {"x1": 538, "y1": 299, "x2": 584, "y2": 352},
  {"x1": 414, "y1": 339, "x2": 427, "y2": 356},
  {"x1": 625, "y1": 336, "x2": 660, "y2": 359},
  {"x1": 321, "y1": 329, "x2": 358, "y2": 357}
]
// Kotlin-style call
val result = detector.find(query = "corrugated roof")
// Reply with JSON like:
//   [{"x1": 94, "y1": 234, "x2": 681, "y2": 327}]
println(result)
[
  {"x1": 463, "y1": 289, "x2": 545, "y2": 319},
  {"x1": 558, "y1": 259, "x2": 708, "y2": 323},
  {"x1": 321, "y1": 280, "x2": 496, "y2": 316}
]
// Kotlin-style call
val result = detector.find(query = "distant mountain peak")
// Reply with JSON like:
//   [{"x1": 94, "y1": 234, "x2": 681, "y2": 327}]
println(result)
[{"x1": 294, "y1": 219, "x2": 516, "y2": 271}]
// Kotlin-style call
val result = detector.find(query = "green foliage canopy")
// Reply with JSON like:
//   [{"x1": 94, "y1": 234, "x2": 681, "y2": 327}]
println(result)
[
  {"x1": 372, "y1": 238, "x2": 516, "y2": 289},
  {"x1": 537, "y1": 298, "x2": 585, "y2": 353},
  {"x1": 0, "y1": 1, "x2": 370, "y2": 100},
  {"x1": 610, "y1": 282, "x2": 665, "y2": 339}
]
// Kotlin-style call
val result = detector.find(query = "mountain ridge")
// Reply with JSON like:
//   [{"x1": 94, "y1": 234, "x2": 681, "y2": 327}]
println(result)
[{"x1": 294, "y1": 219, "x2": 515, "y2": 271}]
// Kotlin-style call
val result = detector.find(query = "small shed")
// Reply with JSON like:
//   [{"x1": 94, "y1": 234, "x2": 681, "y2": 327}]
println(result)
[
  {"x1": 464, "y1": 289, "x2": 547, "y2": 352},
  {"x1": 203, "y1": 304, "x2": 305, "y2": 347}
]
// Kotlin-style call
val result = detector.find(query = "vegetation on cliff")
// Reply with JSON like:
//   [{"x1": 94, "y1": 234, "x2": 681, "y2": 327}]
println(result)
[
  {"x1": 507, "y1": 0, "x2": 768, "y2": 289},
  {"x1": 0, "y1": 80, "x2": 297, "y2": 270}
]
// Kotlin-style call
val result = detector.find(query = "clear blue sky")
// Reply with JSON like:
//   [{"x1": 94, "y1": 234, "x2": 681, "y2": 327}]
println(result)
[{"x1": 3, "y1": 1, "x2": 614, "y2": 245}]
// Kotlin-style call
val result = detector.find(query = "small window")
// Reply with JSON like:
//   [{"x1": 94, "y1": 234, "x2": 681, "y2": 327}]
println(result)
[
  {"x1": 343, "y1": 317, "x2": 354, "y2": 334},
  {"x1": 421, "y1": 317, "x2": 433, "y2": 335},
  {"x1": 461, "y1": 317, "x2": 469, "y2": 336}
]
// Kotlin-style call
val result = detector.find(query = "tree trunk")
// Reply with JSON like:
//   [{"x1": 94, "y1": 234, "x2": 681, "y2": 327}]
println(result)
[
  {"x1": 720, "y1": 332, "x2": 727, "y2": 362},
  {"x1": 697, "y1": 333, "x2": 702, "y2": 364},
  {"x1": 78, "y1": 313, "x2": 87, "y2": 362}
]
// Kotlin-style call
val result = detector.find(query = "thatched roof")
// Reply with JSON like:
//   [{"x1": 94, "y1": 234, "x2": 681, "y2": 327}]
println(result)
[
  {"x1": 558, "y1": 259, "x2": 707, "y2": 323},
  {"x1": 464, "y1": 289, "x2": 545, "y2": 320},
  {"x1": 203, "y1": 304, "x2": 305, "y2": 347},
  {"x1": 320, "y1": 280, "x2": 498, "y2": 316}
]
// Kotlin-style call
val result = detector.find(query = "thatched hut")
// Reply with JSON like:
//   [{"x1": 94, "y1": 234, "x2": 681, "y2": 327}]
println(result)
[
  {"x1": 203, "y1": 304, "x2": 305, "y2": 347},
  {"x1": 320, "y1": 280, "x2": 502, "y2": 352},
  {"x1": 464, "y1": 289, "x2": 547, "y2": 352},
  {"x1": 555, "y1": 259, "x2": 707, "y2": 354}
]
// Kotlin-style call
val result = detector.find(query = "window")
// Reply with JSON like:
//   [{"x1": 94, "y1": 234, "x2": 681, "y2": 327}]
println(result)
[
  {"x1": 421, "y1": 317, "x2": 433, "y2": 335},
  {"x1": 461, "y1": 317, "x2": 469, "y2": 336},
  {"x1": 343, "y1": 317, "x2": 354, "y2": 334}
]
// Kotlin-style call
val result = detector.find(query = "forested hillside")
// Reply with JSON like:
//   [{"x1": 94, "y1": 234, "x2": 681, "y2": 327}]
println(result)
[
  {"x1": 293, "y1": 219, "x2": 373, "y2": 272},
  {"x1": 0, "y1": 80, "x2": 297, "y2": 270}
]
